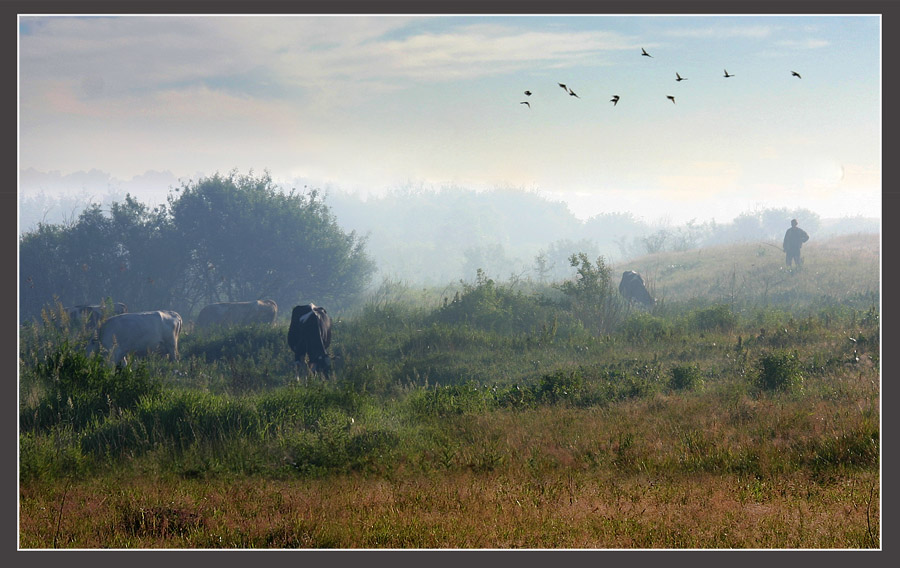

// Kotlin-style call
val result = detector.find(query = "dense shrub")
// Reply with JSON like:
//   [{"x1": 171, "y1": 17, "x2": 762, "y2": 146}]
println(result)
[
  {"x1": 754, "y1": 350, "x2": 803, "y2": 392},
  {"x1": 604, "y1": 367, "x2": 656, "y2": 400},
  {"x1": 19, "y1": 430, "x2": 91, "y2": 481},
  {"x1": 132, "y1": 390, "x2": 263, "y2": 453},
  {"x1": 21, "y1": 344, "x2": 162, "y2": 433},
  {"x1": 279, "y1": 416, "x2": 399, "y2": 476},
  {"x1": 690, "y1": 304, "x2": 736, "y2": 333},
  {"x1": 620, "y1": 312, "x2": 674, "y2": 343},
  {"x1": 430, "y1": 269, "x2": 551, "y2": 334},
  {"x1": 255, "y1": 384, "x2": 367, "y2": 430},
  {"x1": 554, "y1": 253, "x2": 623, "y2": 334},
  {"x1": 536, "y1": 369, "x2": 584, "y2": 404},
  {"x1": 669, "y1": 364, "x2": 702, "y2": 391}
]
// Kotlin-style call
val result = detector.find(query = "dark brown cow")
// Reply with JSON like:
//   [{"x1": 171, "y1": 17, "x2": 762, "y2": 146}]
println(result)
[
  {"x1": 619, "y1": 271, "x2": 655, "y2": 306},
  {"x1": 287, "y1": 304, "x2": 332, "y2": 378}
]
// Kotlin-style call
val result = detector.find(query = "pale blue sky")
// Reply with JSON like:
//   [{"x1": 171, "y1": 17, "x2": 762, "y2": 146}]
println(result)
[{"x1": 18, "y1": 14, "x2": 881, "y2": 224}]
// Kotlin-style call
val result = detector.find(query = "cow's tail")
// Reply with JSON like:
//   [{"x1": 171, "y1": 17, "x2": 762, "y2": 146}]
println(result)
[{"x1": 173, "y1": 314, "x2": 183, "y2": 360}]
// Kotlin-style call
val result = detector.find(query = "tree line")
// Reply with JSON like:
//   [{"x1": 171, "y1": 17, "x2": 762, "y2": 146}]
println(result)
[{"x1": 19, "y1": 171, "x2": 376, "y2": 324}]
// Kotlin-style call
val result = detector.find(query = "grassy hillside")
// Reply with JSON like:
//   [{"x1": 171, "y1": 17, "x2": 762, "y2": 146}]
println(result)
[
  {"x1": 621, "y1": 233, "x2": 878, "y2": 309},
  {"x1": 19, "y1": 234, "x2": 880, "y2": 548}
]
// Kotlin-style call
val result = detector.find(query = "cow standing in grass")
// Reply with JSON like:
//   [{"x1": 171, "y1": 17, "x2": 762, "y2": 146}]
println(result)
[
  {"x1": 196, "y1": 300, "x2": 278, "y2": 329},
  {"x1": 287, "y1": 303, "x2": 332, "y2": 381},
  {"x1": 87, "y1": 310, "x2": 182, "y2": 367},
  {"x1": 619, "y1": 271, "x2": 656, "y2": 307}
]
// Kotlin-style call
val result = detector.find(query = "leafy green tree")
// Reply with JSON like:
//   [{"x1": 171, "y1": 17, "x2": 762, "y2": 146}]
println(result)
[
  {"x1": 101, "y1": 196, "x2": 186, "y2": 312},
  {"x1": 19, "y1": 196, "x2": 180, "y2": 320},
  {"x1": 20, "y1": 170, "x2": 376, "y2": 323},
  {"x1": 20, "y1": 223, "x2": 72, "y2": 320},
  {"x1": 168, "y1": 170, "x2": 375, "y2": 314}
]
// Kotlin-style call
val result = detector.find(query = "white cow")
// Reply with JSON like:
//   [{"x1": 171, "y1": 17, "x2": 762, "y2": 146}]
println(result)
[
  {"x1": 196, "y1": 300, "x2": 278, "y2": 329},
  {"x1": 87, "y1": 310, "x2": 182, "y2": 366}
]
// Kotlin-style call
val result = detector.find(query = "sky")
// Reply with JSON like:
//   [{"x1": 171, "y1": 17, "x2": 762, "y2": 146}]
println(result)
[{"x1": 18, "y1": 13, "x2": 882, "y2": 225}]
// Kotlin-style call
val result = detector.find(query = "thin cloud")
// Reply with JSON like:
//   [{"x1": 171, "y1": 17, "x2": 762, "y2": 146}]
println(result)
[
  {"x1": 774, "y1": 38, "x2": 830, "y2": 49},
  {"x1": 20, "y1": 16, "x2": 634, "y2": 103},
  {"x1": 662, "y1": 24, "x2": 775, "y2": 39},
  {"x1": 360, "y1": 29, "x2": 625, "y2": 80}
]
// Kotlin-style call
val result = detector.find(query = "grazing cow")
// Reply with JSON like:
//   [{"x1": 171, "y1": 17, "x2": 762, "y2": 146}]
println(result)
[
  {"x1": 287, "y1": 304, "x2": 332, "y2": 378},
  {"x1": 196, "y1": 300, "x2": 278, "y2": 329},
  {"x1": 619, "y1": 271, "x2": 656, "y2": 306},
  {"x1": 86, "y1": 310, "x2": 182, "y2": 366},
  {"x1": 65, "y1": 302, "x2": 128, "y2": 327}
]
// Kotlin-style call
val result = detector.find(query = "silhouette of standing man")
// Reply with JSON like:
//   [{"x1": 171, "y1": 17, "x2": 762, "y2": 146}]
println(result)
[{"x1": 783, "y1": 218, "x2": 809, "y2": 267}]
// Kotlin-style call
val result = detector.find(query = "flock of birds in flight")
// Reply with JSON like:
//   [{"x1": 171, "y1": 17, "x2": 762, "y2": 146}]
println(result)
[{"x1": 518, "y1": 47, "x2": 802, "y2": 108}]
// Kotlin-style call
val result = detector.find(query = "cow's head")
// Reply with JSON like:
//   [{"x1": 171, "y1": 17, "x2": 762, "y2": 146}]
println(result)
[{"x1": 635, "y1": 286, "x2": 656, "y2": 306}]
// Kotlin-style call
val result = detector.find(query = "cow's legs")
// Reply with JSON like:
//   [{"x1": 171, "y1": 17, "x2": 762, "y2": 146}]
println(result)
[
  {"x1": 295, "y1": 360, "x2": 310, "y2": 385},
  {"x1": 164, "y1": 339, "x2": 179, "y2": 362}
]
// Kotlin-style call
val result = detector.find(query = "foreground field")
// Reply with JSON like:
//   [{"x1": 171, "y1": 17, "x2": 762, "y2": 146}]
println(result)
[
  {"x1": 21, "y1": 392, "x2": 879, "y2": 548},
  {"x1": 19, "y1": 235, "x2": 880, "y2": 548}
]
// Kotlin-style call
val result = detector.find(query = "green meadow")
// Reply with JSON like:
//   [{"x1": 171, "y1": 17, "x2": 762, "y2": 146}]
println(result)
[{"x1": 19, "y1": 234, "x2": 879, "y2": 548}]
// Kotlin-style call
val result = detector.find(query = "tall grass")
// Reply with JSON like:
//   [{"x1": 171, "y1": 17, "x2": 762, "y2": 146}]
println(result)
[{"x1": 19, "y1": 235, "x2": 880, "y2": 548}]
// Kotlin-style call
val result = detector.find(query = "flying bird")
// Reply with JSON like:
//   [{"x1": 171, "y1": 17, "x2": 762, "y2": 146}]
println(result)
[
  {"x1": 558, "y1": 83, "x2": 568, "y2": 92},
  {"x1": 568, "y1": 87, "x2": 580, "y2": 98},
  {"x1": 723, "y1": 69, "x2": 734, "y2": 78},
  {"x1": 610, "y1": 95, "x2": 620, "y2": 106},
  {"x1": 791, "y1": 71, "x2": 802, "y2": 79},
  {"x1": 520, "y1": 101, "x2": 530, "y2": 108},
  {"x1": 524, "y1": 90, "x2": 532, "y2": 96},
  {"x1": 667, "y1": 95, "x2": 676, "y2": 104},
  {"x1": 676, "y1": 72, "x2": 687, "y2": 81},
  {"x1": 641, "y1": 48, "x2": 653, "y2": 57}
]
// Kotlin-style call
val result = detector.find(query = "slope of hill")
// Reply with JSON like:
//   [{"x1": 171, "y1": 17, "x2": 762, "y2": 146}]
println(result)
[{"x1": 616, "y1": 233, "x2": 879, "y2": 311}]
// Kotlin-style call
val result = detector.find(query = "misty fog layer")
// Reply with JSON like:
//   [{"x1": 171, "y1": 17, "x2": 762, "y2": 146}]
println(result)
[{"x1": 20, "y1": 179, "x2": 879, "y2": 292}]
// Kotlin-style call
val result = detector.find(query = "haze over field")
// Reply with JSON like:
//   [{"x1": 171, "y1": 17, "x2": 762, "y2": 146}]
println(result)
[{"x1": 19, "y1": 14, "x2": 880, "y2": 228}]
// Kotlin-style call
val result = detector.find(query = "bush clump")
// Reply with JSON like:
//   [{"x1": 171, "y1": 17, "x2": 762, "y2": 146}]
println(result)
[
  {"x1": 669, "y1": 364, "x2": 702, "y2": 391},
  {"x1": 620, "y1": 312, "x2": 673, "y2": 343},
  {"x1": 21, "y1": 344, "x2": 162, "y2": 433},
  {"x1": 754, "y1": 350, "x2": 803, "y2": 392},
  {"x1": 431, "y1": 269, "x2": 550, "y2": 334},
  {"x1": 536, "y1": 369, "x2": 584, "y2": 404},
  {"x1": 691, "y1": 304, "x2": 736, "y2": 333}
]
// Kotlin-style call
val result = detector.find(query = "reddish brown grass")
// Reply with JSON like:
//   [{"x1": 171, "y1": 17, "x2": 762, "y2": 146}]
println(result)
[{"x1": 20, "y1": 466, "x2": 878, "y2": 549}]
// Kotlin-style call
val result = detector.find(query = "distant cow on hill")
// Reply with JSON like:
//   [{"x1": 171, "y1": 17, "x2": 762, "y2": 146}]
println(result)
[
  {"x1": 287, "y1": 303, "x2": 333, "y2": 379},
  {"x1": 619, "y1": 271, "x2": 656, "y2": 306},
  {"x1": 64, "y1": 302, "x2": 128, "y2": 327},
  {"x1": 86, "y1": 310, "x2": 182, "y2": 366},
  {"x1": 196, "y1": 300, "x2": 278, "y2": 329}
]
